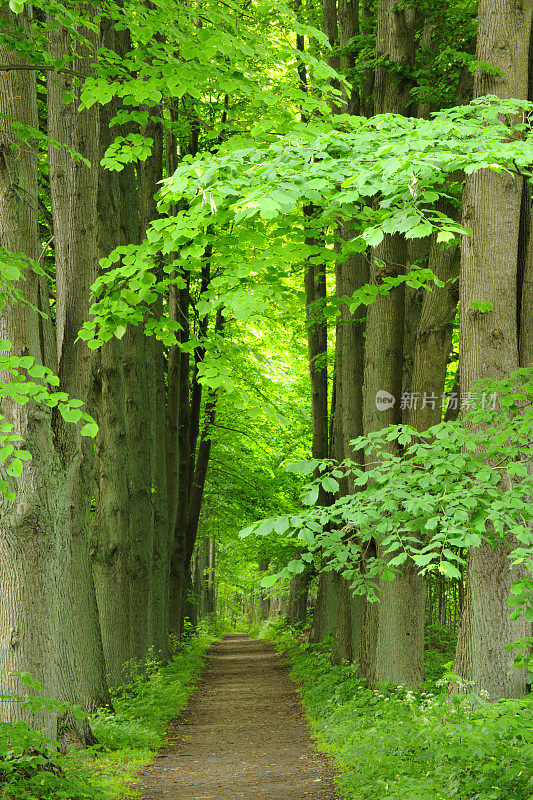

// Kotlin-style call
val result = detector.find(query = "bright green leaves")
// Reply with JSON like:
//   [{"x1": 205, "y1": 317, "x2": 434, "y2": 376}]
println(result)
[
  {"x1": 240, "y1": 369, "x2": 533, "y2": 607},
  {"x1": 470, "y1": 300, "x2": 494, "y2": 313},
  {"x1": 8, "y1": 0, "x2": 25, "y2": 13},
  {"x1": 101, "y1": 134, "x2": 154, "y2": 172},
  {"x1": 0, "y1": 346, "x2": 98, "y2": 499}
]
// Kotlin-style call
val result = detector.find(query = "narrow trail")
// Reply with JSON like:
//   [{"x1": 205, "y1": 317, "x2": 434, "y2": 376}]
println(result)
[{"x1": 137, "y1": 634, "x2": 339, "y2": 799}]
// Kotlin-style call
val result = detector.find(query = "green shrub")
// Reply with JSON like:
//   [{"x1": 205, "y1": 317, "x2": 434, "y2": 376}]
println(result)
[
  {"x1": 266, "y1": 623, "x2": 533, "y2": 800},
  {"x1": 90, "y1": 631, "x2": 211, "y2": 754},
  {"x1": 0, "y1": 630, "x2": 212, "y2": 799}
]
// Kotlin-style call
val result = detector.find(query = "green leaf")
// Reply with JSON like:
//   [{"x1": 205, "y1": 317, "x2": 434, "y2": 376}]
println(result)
[
  {"x1": 80, "y1": 422, "x2": 98, "y2": 438},
  {"x1": 439, "y1": 561, "x2": 461, "y2": 580},
  {"x1": 321, "y1": 475, "x2": 339, "y2": 493},
  {"x1": 260, "y1": 574, "x2": 279, "y2": 589},
  {"x1": 27, "y1": 364, "x2": 49, "y2": 379},
  {"x1": 470, "y1": 301, "x2": 493, "y2": 313},
  {"x1": 436, "y1": 230, "x2": 456, "y2": 243},
  {"x1": 388, "y1": 552, "x2": 408, "y2": 567},
  {"x1": 60, "y1": 408, "x2": 83, "y2": 424},
  {"x1": 287, "y1": 559, "x2": 305, "y2": 574}
]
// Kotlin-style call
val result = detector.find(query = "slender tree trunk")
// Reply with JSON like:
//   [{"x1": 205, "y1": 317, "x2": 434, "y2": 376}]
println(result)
[
  {"x1": 258, "y1": 560, "x2": 272, "y2": 620},
  {"x1": 90, "y1": 24, "x2": 136, "y2": 686},
  {"x1": 169, "y1": 284, "x2": 191, "y2": 634},
  {"x1": 453, "y1": 0, "x2": 532, "y2": 700},
  {"x1": 362, "y1": 0, "x2": 423, "y2": 688}
]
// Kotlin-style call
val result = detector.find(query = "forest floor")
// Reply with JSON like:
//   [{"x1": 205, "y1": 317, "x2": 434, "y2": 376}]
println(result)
[{"x1": 135, "y1": 634, "x2": 339, "y2": 800}]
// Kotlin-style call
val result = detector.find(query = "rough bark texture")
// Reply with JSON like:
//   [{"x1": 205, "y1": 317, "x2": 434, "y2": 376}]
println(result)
[
  {"x1": 374, "y1": 0, "x2": 416, "y2": 114},
  {"x1": 453, "y1": 0, "x2": 532, "y2": 700},
  {"x1": 332, "y1": 236, "x2": 368, "y2": 664},
  {"x1": 519, "y1": 208, "x2": 533, "y2": 367},
  {"x1": 138, "y1": 114, "x2": 170, "y2": 659},
  {"x1": 309, "y1": 570, "x2": 339, "y2": 642},
  {"x1": 90, "y1": 24, "x2": 137, "y2": 686},
  {"x1": 408, "y1": 227, "x2": 460, "y2": 432},
  {"x1": 0, "y1": 7, "x2": 103, "y2": 739},
  {"x1": 0, "y1": 7, "x2": 57, "y2": 730},
  {"x1": 287, "y1": 571, "x2": 312, "y2": 624},
  {"x1": 362, "y1": 0, "x2": 423, "y2": 688},
  {"x1": 337, "y1": 0, "x2": 360, "y2": 113},
  {"x1": 47, "y1": 13, "x2": 110, "y2": 714}
]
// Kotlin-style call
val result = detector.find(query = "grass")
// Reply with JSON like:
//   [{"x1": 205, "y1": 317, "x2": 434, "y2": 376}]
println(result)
[
  {"x1": 0, "y1": 629, "x2": 214, "y2": 800},
  {"x1": 260, "y1": 619, "x2": 533, "y2": 800}
]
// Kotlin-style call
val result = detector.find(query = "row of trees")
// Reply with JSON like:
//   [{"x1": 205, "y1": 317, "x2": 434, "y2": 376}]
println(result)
[
  {"x1": 300, "y1": 0, "x2": 532, "y2": 698},
  {"x1": 0, "y1": 0, "x2": 531, "y2": 749},
  {"x1": 0, "y1": 0, "x2": 317, "y2": 739},
  {"x1": 186, "y1": 0, "x2": 533, "y2": 700}
]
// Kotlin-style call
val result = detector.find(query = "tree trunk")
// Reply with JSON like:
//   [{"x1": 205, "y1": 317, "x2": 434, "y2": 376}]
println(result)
[
  {"x1": 0, "y1": 6, "x2": 102, "y2": 740},
  {"x1": 138, "y1": 114, "x2": 170, "y2": 659},
  {"x1": 287, "y1": 572, "x2": 311, "y2": 624},
  {"x1": 0, "y1": 7, "x2": 58, "y2": 731},
  {"x1": 453, "y1": 0, "x2": 532, "y2": 700},
  {"x1": 258, "y1": 560, "x2": 271, "y2": 620},
  {"x1": 90, "y1": 24, "x2": 136, "y2": 686},
  {"x1": 47, "y1": 13, "x2": 110, "y2": 714}
]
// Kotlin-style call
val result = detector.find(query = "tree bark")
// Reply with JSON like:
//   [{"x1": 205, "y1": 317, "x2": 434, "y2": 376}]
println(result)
[
  {"x1": 47, "y1": 11, "x2": 110, "y2": 714},
  {"x1": 453, "y1": 0, "x2": 532, "y2": 700},
  {"x1": 90, "y1": 23, "x2": 137, "y2": 687}
]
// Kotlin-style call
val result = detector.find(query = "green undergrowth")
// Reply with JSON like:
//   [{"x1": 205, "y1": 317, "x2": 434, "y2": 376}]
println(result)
[
  {"x1": 1, "y1": 629, "x2": 213, "y2": 800},
  {"x1": 261, "y1": 620, "x2": 533, "y2": 800}
]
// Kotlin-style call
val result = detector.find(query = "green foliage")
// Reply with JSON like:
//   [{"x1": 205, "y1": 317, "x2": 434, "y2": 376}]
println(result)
[
  {"x1": 0, "y1": 634, "x2": 212, "y2": 799},
  {"x1": 82, "y1": 97, "x2": 533, "y2": 357},
  {"x1": 242, "y1": 370, "x2": 533, "y2": 618},
  {"x1": 0, "y1": 676, "x2": 102, "y2": 800},
  {"x1": 265, "y1": 625, "x2": 533, "y2": 800},
  {"x1": 0, "y1": 247, "x2": 97, "y2": 501},
  {"x1": 90, "y1": 632, "x2": 212, "y2": 754}
]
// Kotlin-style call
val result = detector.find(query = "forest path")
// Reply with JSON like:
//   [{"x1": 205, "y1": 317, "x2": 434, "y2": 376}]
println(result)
[{"x1": 136, "y1": 634, "x2": 338, "y2": 800}]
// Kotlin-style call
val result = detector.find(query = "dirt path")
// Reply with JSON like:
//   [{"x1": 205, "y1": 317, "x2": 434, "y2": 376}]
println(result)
[{"x1": 137, "y1": 634, "x2": 339, "y2": 800}]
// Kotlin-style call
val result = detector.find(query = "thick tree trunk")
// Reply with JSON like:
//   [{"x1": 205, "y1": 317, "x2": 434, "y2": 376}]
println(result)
[
  {"x1": 408, "y1": 225, "x2": 460, "y2": 432},
  {"x1": 124, "y1": 329, "x2": 154, "y2": 660},
  {"x1": 287, "y1": 571, "x2": 311, "y2": 624},
  {"x1": 309, "y1": 571, "x2": 339, "y2": 642},
  {"x1": 0, "y1": 7, "x2": 102, "y2": 740},
  {"x1": 138, "y1": 115, "x2": 170, "y2": 659},
  {"x1": 361, "y1": 0, "x2": 424, "y2": 689},
  {"x1": 47, "y1": 14, "x2": 110, "y2": 714},
  {"x1": 332, "y1": 238, "x2": 368, "y2": 663},
  {"x1": 0, "y1": 8, "x2": 58, "y2": 730},
  {"x1": 374, "y1": 0, "x2": 416, "y2": 115},
  {"x1": 453, "y1": 0, "x2": 532, "y2": 700}
]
